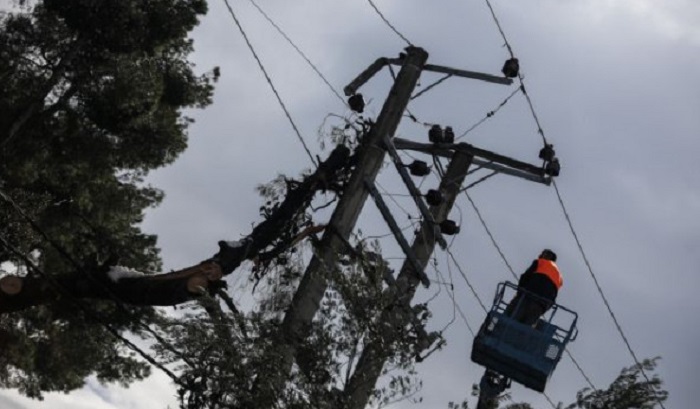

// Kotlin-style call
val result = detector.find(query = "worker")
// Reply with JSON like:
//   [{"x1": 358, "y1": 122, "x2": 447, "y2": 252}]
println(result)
[{"x1": 505, "y1": 249, "x2": 563, "y2": 326}]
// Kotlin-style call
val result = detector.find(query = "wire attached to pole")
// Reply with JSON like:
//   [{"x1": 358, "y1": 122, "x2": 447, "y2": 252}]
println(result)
[{"x1": 222, "y1": 0, "x2": 318, "y2": 167}]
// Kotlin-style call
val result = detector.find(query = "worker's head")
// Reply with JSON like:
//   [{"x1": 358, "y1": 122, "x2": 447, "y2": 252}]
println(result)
[{"x1": 540, "y1": 249, "x2": 557, "y2": 262}]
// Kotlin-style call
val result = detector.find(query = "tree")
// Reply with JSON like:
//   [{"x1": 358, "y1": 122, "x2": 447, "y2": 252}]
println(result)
[
  {"x1": 564, "y1": 358, "x2": 667, "y2": 409},
  {"x1": 0, "y1": 0, "x2": 216, "y2": 397},
  {"x1": 456, "y1": 358, "x2": 668, "y2": 409}
]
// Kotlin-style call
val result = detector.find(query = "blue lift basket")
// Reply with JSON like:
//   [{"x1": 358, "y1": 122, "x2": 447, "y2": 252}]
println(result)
[{"x1": 471, "y1": 281, "x2": 578, "y2": 392}]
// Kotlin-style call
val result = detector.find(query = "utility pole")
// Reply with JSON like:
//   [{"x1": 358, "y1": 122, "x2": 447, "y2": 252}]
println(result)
[
  {"x1": 341, "y1": 150, "x2": 473, "y2": 409},
  {"x1": 255, "y1": 46, "x2": 553, "y2": 408},
  {"x1": 256, "y1": 46, "x2": 429, "y2": 406}
]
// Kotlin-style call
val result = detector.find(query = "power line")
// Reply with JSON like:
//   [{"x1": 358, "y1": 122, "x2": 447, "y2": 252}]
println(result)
[
  {"x1": 222, "y1": 0, "x2": 318, "y2": 167},
  {"x1": 366, "y1": 0, "x2": 413, "y2": 46},
  {"x1": 410, "y1": 74, "x2": 452, "y2": 101},
  {"x1": 479, "y1": 0, "x2": 547, "y2": 147},
  {"x1": 439, "y1": 255, "x2": 475, "y2": 336},
  {"x1": 552, "y1": 179, "x2": 663, "y2": 407},
  {"x1": 462, "y1": 191, "x2": 517, "y2": 279},
  {"x1": 476, "y1": 0, "x2": 649, "y2": 400},
  {"x1": 462, "y1": 191, "x2": 598, "y2": 392},
  {"x1": 460, "y1": 170, "x2": 498, "y2": 192},
  {"x1": 247, "y1": 0, "x2": 346, "y2": 106},
  {"x1": 456, "y1": 86, "x2": 522, "y2": 140},
  {"x1": 445, "y1": 247, "x2": 488, "y2": 312}
]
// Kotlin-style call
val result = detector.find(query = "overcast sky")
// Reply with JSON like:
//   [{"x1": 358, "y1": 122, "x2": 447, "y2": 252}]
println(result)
[{"x1": 3, "y1": 0, "x2": 699, "y2": 408}]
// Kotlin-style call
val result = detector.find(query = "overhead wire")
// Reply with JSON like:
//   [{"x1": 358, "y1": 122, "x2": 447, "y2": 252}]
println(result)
[
  {"x1": 552, "y1": 179, "x2": 657, "y2": 398},
  {"x1": 479, "y1": 0, "x2": 547, "y2": 147},
  {"x1": 222, "y1": 0, "x2": 318, "y2": 167},
  {"x1": 410, "y1": 74, "x2": 452, "y2": 101},
  {"x1": 247, "y1": 0, "x2": 347, "y2": 106},
  {"x1": 462, "y1": 190, "x2": 598, "y2": 391},
  {"x1": 366, "y1": 0, "x2": 413, "y2": 46},
  {"x1": 477, "y1": 0, "x2": 652, "y2": 400},
  {"x1": 456, "y1": 86, "x2": 522, "y2": 140}
]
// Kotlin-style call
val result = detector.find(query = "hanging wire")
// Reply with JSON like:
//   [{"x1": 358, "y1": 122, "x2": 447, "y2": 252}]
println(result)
[
  {"x1": 462, "y1": 191, "x2": 598, "y2": 391},
  {"x1": 456, "y1": 86, "x2": 522, "y2": 140},
  {"x1": 480, "y1": 0, "x2": 547, "y2": 147},
  {"x1": 460, "y1": 170, "x2": 498, "y2": 192},
  {"x1": 247, "y1": 0, "x2": 346, "y2": 106},
  {"x1": 439, "y1": 254, "x2": 475, "y2": 336},
  {"x1": 376, "y1": 180, "x2": 416, "y2": 220},
  {"x1": 222, "y1": 0, "x2": 318, "y2": 167},
  {"x1": 366, "y1": 0, "x2": 413, "y2": 46},
  {"x1": 463, "y1": 191, "x2": 517, "y2": 279},
  {"x1": 445, "y1": 248, "x2": 488, "y2": 312},
  {"x1": 552, "y1": 179, "x2": 662, "y2": 405},
  {"x1": 410, "y1": 74, "x2": 452, "y2": 101},
  {"x1": 478, "y1": 0, "x2": 659, "y2": 397},
  {"x1": 0, "y1": 234, "x2": 185, "y2": 387}
]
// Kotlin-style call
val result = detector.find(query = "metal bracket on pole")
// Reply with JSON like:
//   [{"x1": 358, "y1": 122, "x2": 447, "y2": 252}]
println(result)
[
  {"x1": 382, "y1": 134, "x2": 447, "y2": 249},
  {"x1": 364, "y1": 178, "x2": 430, "y2": 288}
]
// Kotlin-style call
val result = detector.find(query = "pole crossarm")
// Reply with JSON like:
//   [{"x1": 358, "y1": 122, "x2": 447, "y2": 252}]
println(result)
[
  {"x1": 345, "y1": 55, "x2": 511, "y2": 96},
  {"x1": 407, "y1": 63, "x2": 512, "y2": 86},
  {"x1": 382, "y1": 134, "x2": 447, "y2": 249},
  {"x1": 364, "y1": 178, "x2": 431, "y2": 287},
  {"x1": 393, "y1": 137, "x2": 550, "y2": 185}
]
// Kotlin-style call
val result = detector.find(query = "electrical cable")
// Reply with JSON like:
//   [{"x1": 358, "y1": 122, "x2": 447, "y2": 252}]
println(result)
[
  {"x1": 445, "y1": 248, "x2": 488, "y2": 312},
  {"x1": 552, "y1": 179, "x2": 663, "y2": 406},
  {"x1": 439, "y1": 255, "x2": 475, "y2": 337},
  {"x1": 479, "y1": 0, "x2": 658, "y2": 398},
  {"x1": 410, "y1": 74, "x2": 452, "y2": 101},
  {"x1": 462, "y1": 191, "x2": 598, "y2": 391},
  {"x1": 247, "y1": 0, "x2": 346, "y2": 106},
  {"x1": 459, "y1": 170, "x2": 498, "y2": 192},
  {"x1": 456, "y1": 86, "x2": 522, "y2": 140},
  {"x1": 479, "y1": 0, "x2": 547, "y2": 147},
  {"x1": 222, "y1": 0, "x2": 318, "y2": 167},
  {"x1": 462, "y1": 191, "x2": 517, "y2": 279},
  {"x1": 366, "y1": 0, "x2": 413, "y2": 46}
]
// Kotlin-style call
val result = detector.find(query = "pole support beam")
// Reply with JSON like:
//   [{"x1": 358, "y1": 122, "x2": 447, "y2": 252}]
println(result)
[
  {"x1": 255, "y1": 46, "x2": 430, "y2": 408},
  {"x1": 364, "y1": 179, "x2": 431, "y2": 287},
  {"x1": 340, "y1": 151, "x2": 474, "y2": 409}
]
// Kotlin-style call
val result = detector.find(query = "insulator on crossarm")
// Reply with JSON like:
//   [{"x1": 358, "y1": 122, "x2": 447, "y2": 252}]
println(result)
[
  {"x1": 425, "y1": 189, "x2": 444, "y2": 206},
  {"x1": 407, "y1": 160, "x2": 430, "y2": 177},
  {"x1": 348, "y1": 94, "x2": 365, "y2": 113},
  {"x1": 440, "y1": 219, "x2": 460, "y2": 235},
  {"x1": 429, "y1": 124, "x2": 444, "y2": 144},
  {"x1": 502, "y1": 58, "x2": 520, "y2": 78},
  {"x1": 545, "y1": 158, "x2": 561, "y2": 177},
  {"x1": 443, "y1": 126, "x2": 455, "y2": 144},
  {"x1": 539, "y1": 144, "x2": 555, "y2": 162}
]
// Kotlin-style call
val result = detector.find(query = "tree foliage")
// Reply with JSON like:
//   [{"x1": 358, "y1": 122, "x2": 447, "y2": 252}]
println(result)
[
  {"x1": 0, "y1": 0, "x2": 216, "y2": 397},
  {"x1": 564, "y1": 357, "x2": 667, "y2": 409}
]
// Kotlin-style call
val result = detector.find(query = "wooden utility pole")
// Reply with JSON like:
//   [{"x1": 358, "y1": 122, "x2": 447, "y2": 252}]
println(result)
[
  {"x1": 256, "y1": 46, "x2": 429, "y2": 406},
  {"x1": 341, "y1": 150, "x2": 474, "y2": 409},
  {"x1": 254, "y1": 45, "x2": 551, "y2": 408}
]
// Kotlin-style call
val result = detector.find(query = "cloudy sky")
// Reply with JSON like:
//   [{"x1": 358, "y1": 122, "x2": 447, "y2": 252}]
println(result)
[{"x1": 3, "y1": 0, "x2": 699, "y2": 408}]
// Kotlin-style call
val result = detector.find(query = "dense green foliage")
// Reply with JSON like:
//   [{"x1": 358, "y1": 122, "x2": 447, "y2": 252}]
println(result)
[{"x1": 0, "y1": 0, "x2": 216, "y2": 397}]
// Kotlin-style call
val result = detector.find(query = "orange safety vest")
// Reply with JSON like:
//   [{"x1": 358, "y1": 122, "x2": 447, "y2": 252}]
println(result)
[{"x1": 535, "y1": 259, "x2": 563, "y2": 290}]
